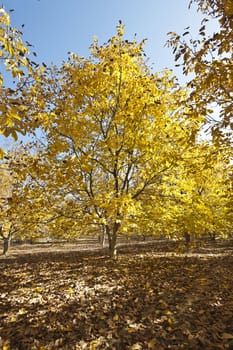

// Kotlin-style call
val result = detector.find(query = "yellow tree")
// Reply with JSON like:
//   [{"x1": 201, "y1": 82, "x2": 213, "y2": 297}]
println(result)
[
  {"x1": 167, "y1": 0, "x2": 233, "y2": 143},
  {"x1": 157, "y1": 142, "x2": 232, "y2": 243},
  {"x1": 0, "y1": 157, "x2": 32, "y2": 255},
  {"x1": 0, "y1": 147, "x2": 59, "y2": 254},
  {"x1": 0, "y1": 161, "x2": 13, "y2": 254},
  {"x1": 25, "y1": 25, "x2": 203, "y2": 257}
]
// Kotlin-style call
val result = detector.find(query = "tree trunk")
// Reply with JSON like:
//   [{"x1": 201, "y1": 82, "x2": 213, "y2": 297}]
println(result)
[
  {"x1": 1, "y1": 226, "x2": 13, "y2": 255},
  {"x1": 209, "y1": 233, "x2": 216, "y2": 242},
  {"x1": 109, "y1": 235, "x2": 117, "y2": 258},
  {"x1": 184, "y1": 232, "x2": 191, "y2": 251},
  {"x1": 106, "y1": 222, "x2": 120, "y2": 258},
  {"x1": 3, "y1": 235, "x2": 11, "y2": 255},
  {"x1": 184, "y1": 232, "x2": 190, "y2": 243},
  {"x1": 99, "y1": 225, "x2": 106, "y2": 247}
]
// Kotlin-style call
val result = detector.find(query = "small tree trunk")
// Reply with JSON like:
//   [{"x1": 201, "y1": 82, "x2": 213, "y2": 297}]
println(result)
[
  {"x1": 184, "y1": 232, "x2": 191, "y2": 251},
  {"x1": 99, "y1": 225, "x2": 106, "y2": 247},
  {"x1": 209, "y1": 233, "x2": 216, "y2": 242},
  {"x1": 106, "y1": 222, "x2": 120, "y2": 258},
  {"x1": 3, "y1": 235, "x2": 11, "y2": 255},
  {"x1": 109, "y1": 235, "x2": 117, "y2": 258},
  {"x1": 1, "y1": 226, "x2": 13, "y2": 256}
]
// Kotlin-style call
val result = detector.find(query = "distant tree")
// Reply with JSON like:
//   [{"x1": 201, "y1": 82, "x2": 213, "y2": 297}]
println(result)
[
  {"x1": 0, "y1": 149, "x2": 52, "y2": 255},
  {"x1": 0, "y1": 163, "x2": 13, "y2": 254},
  {"x1": 159, "y1": 143, "x2": 232, "y2": 242},
  {"x1": 134, "y1": 141, "x2": 232, "y2": 245}
]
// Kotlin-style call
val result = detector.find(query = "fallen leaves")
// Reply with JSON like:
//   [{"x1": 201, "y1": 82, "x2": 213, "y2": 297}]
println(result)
[{"x1": 0, "y1": 245, "x2": 233, "y2": 349}]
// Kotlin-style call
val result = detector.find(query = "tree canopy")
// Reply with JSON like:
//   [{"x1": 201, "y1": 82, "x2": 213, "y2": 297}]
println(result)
[{"x1": 167, "y1": 0, "x2": 233, "y2": 143}]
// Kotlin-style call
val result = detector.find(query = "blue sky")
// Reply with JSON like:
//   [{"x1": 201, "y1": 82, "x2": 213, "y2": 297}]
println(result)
[
  {"x1": 4, "y1": 0, "x2": 211, "y2": 73},
  {"x1": 1, "y1": 0, "x2": 218, "y2": 148}
]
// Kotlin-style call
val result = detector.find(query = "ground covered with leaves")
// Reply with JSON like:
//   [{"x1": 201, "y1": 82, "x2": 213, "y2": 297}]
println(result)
[{"x1": 0, "y1": 242, "x2": 233, "y2": 349}]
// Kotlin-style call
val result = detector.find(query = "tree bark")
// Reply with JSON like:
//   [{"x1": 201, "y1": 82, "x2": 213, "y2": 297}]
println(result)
[
  {"x1": 109, "y1": 235, "x2": 117, "y2": 258},
  {"x1": 3, "y1": 235, "x2": 11, "y2": 255},
  {"x1": 209, "y1": 233, "x2": 216, "y2": 242},
  {"x1": 184, "y1": 232, "x2": 191, "y2": 251},
  {"x1": 106, "y1": 222, "x2": 120, "y2": 258},
  {"x1": 184, "y1": 232, "x2": 190, "y2": 244},
  {"x1": 99, "y1": 225, "x2": 106, "y2": 247}
]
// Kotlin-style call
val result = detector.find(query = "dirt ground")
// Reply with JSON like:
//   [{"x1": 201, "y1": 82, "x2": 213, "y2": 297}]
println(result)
[{"x1": 0, "y1": 240, "x2": 233, "y2": 349}]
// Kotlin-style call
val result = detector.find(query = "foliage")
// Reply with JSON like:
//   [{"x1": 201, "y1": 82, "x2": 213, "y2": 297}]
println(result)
[
  {"x1": 159, "y1": 143, "x2": 232, "y2": 239},
  {"x1": 0, "y1": 8, "x2": 42, "y2": 156},
  {"x1": 134, "y1": 142, "x2": 232, "y2": 241},
  {"x1": 0, "y1": 149, "x2": 53, "y2": 254},
  {"x1": 166, "y1": 0, "x2": 233, "y2": 142}
]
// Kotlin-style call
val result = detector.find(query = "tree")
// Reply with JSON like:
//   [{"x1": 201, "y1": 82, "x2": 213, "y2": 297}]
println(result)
[
  {"x1": 0, "y1": 162, "x2": 13, "y2": 254},
  {"x1": 167, "y1": 0, "x2": 233, "y2": 143},
  {"x1": 24, "y1": 24, "x2": 203, "y2": 257},
  {"x1": 0, "y1": 148, "x2": 54, "y2": 255},
  {"x1": 156, "y1": 142, "x2": 232, "y2": 243}
]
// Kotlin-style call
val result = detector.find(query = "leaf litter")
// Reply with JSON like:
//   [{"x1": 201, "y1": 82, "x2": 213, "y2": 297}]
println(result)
[{"x1": 0, "y1": 242, "x2": 233, "y2": 349}]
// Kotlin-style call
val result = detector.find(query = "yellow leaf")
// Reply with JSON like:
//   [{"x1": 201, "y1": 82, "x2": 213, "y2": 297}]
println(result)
[
  {"x1": 198, "y1": 309, "x2": 205, "y2": 314},
  {"x1": 0, "y1": 147, "x2": 5, "y2": 158},
  {"x1": 18, "y1": 307, "x2": 26, "y2": 314},
  {"x1": 90, "y1": 340, "x2": 97, "y2": 350},
  {"x1": 197, "y1": 278, "x2": 207, "y2": 284},
  {"x1": 148, "y1": 338, "x2": 157, "y2": 349},
  {"x1": 67, "y1": 287, "x2": 74, "y2": 295},
  {"x1": 11, "y1": 130, "x2": 18, "y2": 141},
  {"x1": 117, "y1": 24, "x2": 125, "y2": 36},
  {"x1": 130, "y1": 344, "x2": 142, "y2": 350},
  {"x1": 10, "y1": 112, "x2": 21, "y2": 121},
  {"x1": 222, "y1": 333, "x2": 233, "y2": 339},
  {"x1": 3, "y1": 341, "x2": 10, "y2": 350},
  {"x1": 10, "y1": 316, "x2": 17, "y2": 322},
  {"x1": 126, "y1": 327, "x2": 137, "y2": 333},
  {"x1": 113, "y1": 314, "x2": 119, "y2": 321},
  {"x1": 60, "y1": 326, "x2": 72, "y2": 332}
]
